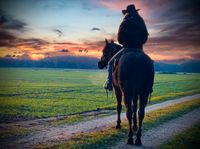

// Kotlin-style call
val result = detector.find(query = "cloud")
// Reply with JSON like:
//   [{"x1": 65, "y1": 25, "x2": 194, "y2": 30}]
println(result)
[
  {"x1": 0, "y1": 30, "x2": 17, "y2": 47},
  {"x1": 189, "y1": 53, "x2": 200, "y2": 59},
  {"x1": 60, "y1": 49, "x2": 69, "y2": 52},
  {"x1": 17, "y1": 38, "x2": 50, "y2": 50},
  {"x1": 54, "y1": 29, "x2": 63, "y2": 37},
  {"x1": 4, "y1": 54, "x2": 13, "y2": 58},
  {"x1": 0, "y1": 9, "x2": 27, "y2": 30},
  {"x1": 4, "y1": 53, "x2": 31, "y2": 60},
  {"x1": 0, "y1": 30, "x2": 49, "y2": 50},
  {"x1": 17, "y1": 53, "x2": 31, "y2": 60},
  {"x1": 80, "y1": 40, "x2": 105, "y2": 51},
  {"x1": 147, "y1": 2, "x2": 200, "y2": 54},
  {"x1": 78, "y1": 49, "x2": 88, "y2": 53},
  {"x1": 91, "y1": 27, "x2": 101, "y2": 31},
  {"x1": 106, "y1": 0, "x2": 199, "y2": 62}
]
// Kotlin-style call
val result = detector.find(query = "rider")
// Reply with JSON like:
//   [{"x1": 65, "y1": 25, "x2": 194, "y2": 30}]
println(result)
[{"x1": 104, "y1": 4, "x2": 149, "y2": 91}]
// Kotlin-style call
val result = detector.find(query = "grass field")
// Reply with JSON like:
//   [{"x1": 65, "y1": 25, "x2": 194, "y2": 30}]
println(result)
[
  {"x1": 158, "y1": 121, "x2": 200, "y2": 149},
  {"x1": 0, "y1": 68, "x2": 200, "y2": 121}
]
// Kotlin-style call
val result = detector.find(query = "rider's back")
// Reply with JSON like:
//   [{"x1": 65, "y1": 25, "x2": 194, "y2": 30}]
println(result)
[{"x1": 117, "y1": 12, "x2": 148, "y2": 49}]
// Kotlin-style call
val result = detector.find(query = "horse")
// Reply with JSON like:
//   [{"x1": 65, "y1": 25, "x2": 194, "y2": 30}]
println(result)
[{"x1": 98, "y1": 39, "x2": 154, "y2": 145}]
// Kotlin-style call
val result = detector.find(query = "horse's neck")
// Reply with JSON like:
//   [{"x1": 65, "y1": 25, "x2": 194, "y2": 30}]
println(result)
[
  {"x1": 110, "y1": 44, "x2": 122, "y2": 71},
  {"x1": 110, "y1": 44, "x2": 122, "y2": 59}
]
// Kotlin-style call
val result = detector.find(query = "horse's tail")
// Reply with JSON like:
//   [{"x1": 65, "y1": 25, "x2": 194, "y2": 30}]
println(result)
[{"x1": 118, "y1": 52, "x2": 154, "y2": 97}]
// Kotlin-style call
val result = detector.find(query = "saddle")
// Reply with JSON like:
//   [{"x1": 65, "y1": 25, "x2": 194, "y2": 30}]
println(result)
[{"x1": 114, "y1": 48, "x2": 144, "y2": 66}]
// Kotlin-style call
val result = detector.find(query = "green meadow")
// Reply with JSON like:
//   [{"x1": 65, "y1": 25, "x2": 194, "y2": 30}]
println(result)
[
  {"x1": 0, "y1": 68, "x2": 200, "y2": 121},
  {"x1": 158, "y1": 121, "x2": 200, "y2": 149}
]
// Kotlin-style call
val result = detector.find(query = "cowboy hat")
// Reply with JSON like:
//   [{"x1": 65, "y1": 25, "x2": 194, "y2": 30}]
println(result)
[{"x1": 122, "y1": 4, "x2": 140, "y2": 15}]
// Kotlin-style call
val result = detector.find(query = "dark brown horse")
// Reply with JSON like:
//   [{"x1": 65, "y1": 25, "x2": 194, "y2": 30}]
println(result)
[{"x1": 98, "y1": 39, "x2": 154, "y2": 145}]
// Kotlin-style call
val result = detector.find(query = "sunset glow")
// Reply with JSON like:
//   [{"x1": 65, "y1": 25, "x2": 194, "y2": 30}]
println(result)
[
  {"x1": 30, "y1": 54, "x2": 45, "y2": 60},
  {"x1": 0, "y1": 0, "x2": 199, "y2": 62}
]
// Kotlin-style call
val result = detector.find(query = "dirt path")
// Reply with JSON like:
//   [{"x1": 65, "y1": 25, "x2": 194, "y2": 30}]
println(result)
[
  {"x1": 1, "y1": 94, "x2": 200, "y2": 149},
  {"x1": 113, "y1": 108, "x2": 200, "y2": 149}
]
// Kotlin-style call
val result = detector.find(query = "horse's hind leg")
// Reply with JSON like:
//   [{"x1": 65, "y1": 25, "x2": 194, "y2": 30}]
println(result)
[
  {"x1": 132, "y1": 95, "x2": 138, "y2": 132},
  {"x1": 115, "y1": 91, "x2": 122, "y2": 129},
  {"x1": 135, "y1": 93, "x2": 148, "y2": 146},
  {"x1": 124, "y1": 95, "x2": 134, "y2": 145}
]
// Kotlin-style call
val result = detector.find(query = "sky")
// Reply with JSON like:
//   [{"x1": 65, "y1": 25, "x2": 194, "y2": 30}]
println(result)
[{"x1": 0, "y1": 0, "x2": 199, "y2": 63}]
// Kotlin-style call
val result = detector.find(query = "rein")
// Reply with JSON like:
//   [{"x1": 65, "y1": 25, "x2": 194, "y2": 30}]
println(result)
[{"x1": 104, "y1": 44, "x2": 122, "y2": 100}]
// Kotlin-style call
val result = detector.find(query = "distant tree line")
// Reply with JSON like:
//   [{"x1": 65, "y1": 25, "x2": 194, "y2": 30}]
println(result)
[
  {"x1": 0, "y1": 56, "x2": 199, "y2": 72},
  {"x1": 0, "y1": 56, "x2": 99, "y2": 69}
]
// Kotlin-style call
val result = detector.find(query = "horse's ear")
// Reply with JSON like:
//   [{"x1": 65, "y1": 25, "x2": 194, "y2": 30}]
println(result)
[
  {"x1": 110, "y1": 40, "x2": 114, "y2": 43},
  {"x1": 105, "y1": 39, "x2": 108, "y2": 45}
]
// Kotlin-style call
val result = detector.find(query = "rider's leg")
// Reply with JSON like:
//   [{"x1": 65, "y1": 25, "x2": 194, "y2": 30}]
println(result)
[
  {"x1": 104, "y1": 48, "x2": 124, "y2": 91},
  {"x1": 104, "y1": 62, "x2": 113, "y2": 91}
]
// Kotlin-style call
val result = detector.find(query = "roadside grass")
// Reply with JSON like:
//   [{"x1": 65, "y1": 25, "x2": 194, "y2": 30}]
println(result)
[
  {"x1": 0, "y1": 68, "x2": 200, "y2": 121},
  {"x1": 0, "y1": 126, "x2": 28, "y2": 140},
  {"x1": 158, "y1": 121, "x2": 200, "y2": 149},
  {"x1": 40, "y1": 98, "x2": 200, "y2": 149}
]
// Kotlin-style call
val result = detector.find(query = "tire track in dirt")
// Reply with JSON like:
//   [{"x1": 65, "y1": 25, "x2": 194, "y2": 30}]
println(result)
[{"x1": 113, "y1": 108, "x2": 200, "y2": 149}]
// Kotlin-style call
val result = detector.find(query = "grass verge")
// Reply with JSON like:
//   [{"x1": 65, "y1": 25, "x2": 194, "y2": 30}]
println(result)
[
  {"x1": 158, "y1": 121, "x2": 200, "y2": 149},
  {"x1": 39, "y1": 98, "x2": 200, "y2": 149}
]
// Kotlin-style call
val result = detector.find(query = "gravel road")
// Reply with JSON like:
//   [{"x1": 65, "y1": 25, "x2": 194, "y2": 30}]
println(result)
[
  {"x1": 1, "y1": 94, "x2": 200, "y2": 149},
  {"x1": 113, "y1": 108, "x2": 200, "y2": 149}
]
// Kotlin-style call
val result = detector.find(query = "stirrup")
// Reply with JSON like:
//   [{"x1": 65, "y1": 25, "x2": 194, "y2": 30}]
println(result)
[{"x1": 104, "y1": 80, "x2": 113, "y2": 91}]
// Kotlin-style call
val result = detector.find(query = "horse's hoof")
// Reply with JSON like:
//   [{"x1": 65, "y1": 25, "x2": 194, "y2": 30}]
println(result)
[
  {"x1": 115, "y1": 125, "x2": 121, "y2": 129},
  {"x1": 127, "y1": 138, "x2": 134, "y2": 145},
  {"x1": 135, "y1": 138, "x2": 142, "y2": 146}
]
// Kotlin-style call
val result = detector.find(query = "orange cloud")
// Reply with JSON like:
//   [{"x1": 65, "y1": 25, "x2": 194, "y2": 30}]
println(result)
[{"x1": 15, "y1": 41, "x2": 103, "y2": 60}]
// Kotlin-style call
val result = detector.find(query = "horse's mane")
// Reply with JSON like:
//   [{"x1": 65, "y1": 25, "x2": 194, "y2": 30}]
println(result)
[{"x1": 110, "y1": 43, "x2": 122, "y2": 56}]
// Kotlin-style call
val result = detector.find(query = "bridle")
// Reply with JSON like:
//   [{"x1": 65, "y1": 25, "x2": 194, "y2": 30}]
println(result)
[
  {"x1": 98, "y1": 44, "x2": 111, "y2": 69},
  {"x1": 98, "y1": 43, "x2": 122, "y2": 69}
]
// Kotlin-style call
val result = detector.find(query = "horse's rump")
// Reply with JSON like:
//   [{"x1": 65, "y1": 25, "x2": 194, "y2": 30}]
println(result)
[{"x1": 118, "y1": 52, "x2": 154, "y2": 96}]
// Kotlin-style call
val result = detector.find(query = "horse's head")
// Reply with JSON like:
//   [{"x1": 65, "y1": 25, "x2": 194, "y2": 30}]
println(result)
[{"x1": 98, "y1": 39, "x2": 122, "y2": 69}]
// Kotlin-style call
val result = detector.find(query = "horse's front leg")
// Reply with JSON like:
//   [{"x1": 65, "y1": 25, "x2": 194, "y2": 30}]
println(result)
[
  {"x1": 135, "y1": 94, "x2": 148, "y2": 146},
  {"x1": 114, "y1": 88, "x2": 122, "y2": 129},
  {"x1": 124, "y1": 95, "x2": 134, "y2": 145}
]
